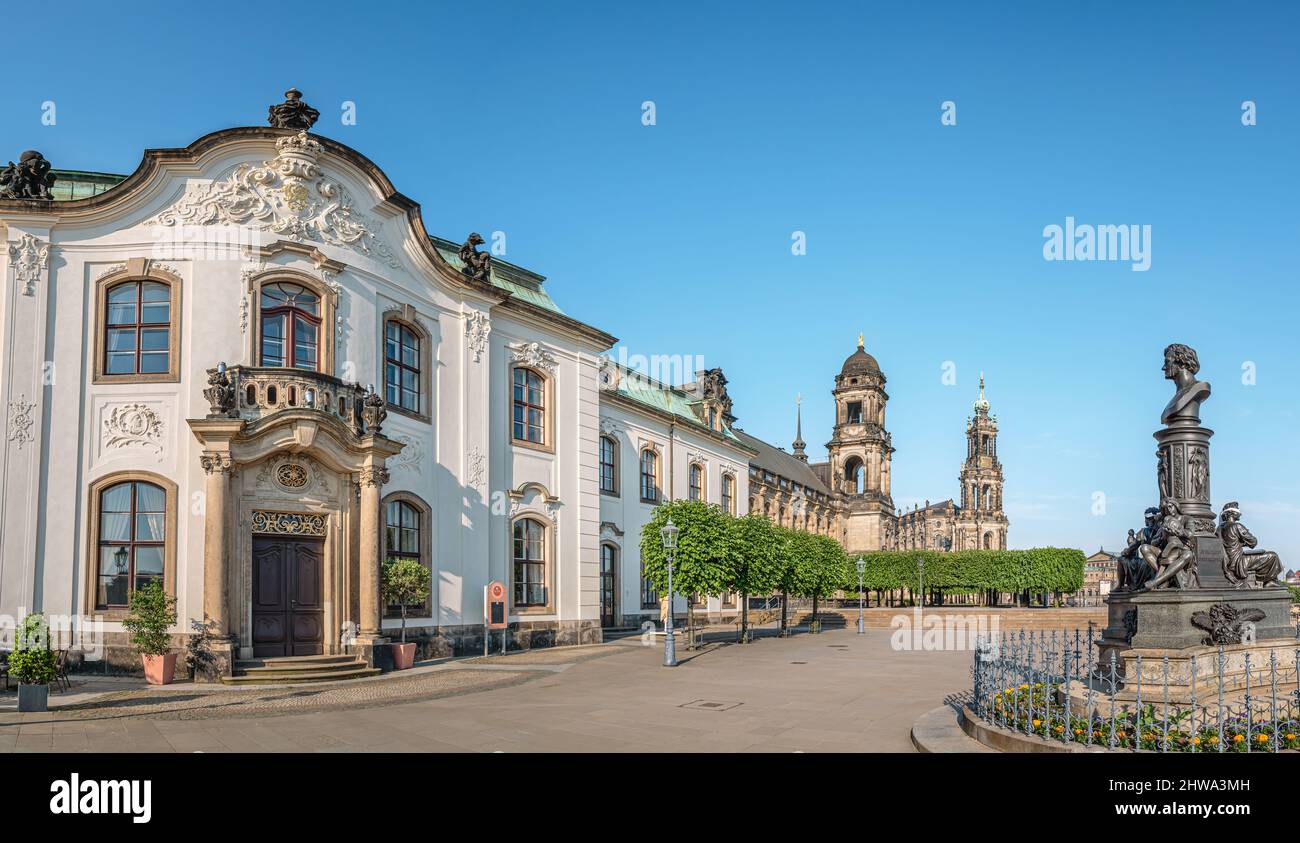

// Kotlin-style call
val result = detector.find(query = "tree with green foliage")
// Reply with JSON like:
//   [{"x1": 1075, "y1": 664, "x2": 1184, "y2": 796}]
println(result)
[
  {"x1": 639, "y1": 499, "x2": 730, "y2": 648},
  {"x1": 381, "y1": 557, "x2": 432, "y2": 643},
  {"x1": 7, "y1": 612, "x2": 57, "y2": 686},
  {"x1": 122, "y1": 580, "x2": 177, "y2": 656},
  {"x1": 794, "y1": 534, "x2": 849, "y2": 626},
  {"x1": 770, "y1": 526, "x2": 799, "y2": 636},
  {"x1": 856, "y1": 548, "x2": 1085, "y2": 605},
  {"x1": 724, "y1": 513, "x2": 781, "y2": 642}
]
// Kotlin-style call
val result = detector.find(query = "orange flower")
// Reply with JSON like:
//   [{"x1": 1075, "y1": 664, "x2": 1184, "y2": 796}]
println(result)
[{"x1": 1233, "y1": 734, "x2": 1245, "y2": 743}]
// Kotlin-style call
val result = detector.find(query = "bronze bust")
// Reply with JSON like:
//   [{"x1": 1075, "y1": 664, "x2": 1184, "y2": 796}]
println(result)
[{"x1": 1161, "y1": 343, "x2": 1210, "y2": 425}]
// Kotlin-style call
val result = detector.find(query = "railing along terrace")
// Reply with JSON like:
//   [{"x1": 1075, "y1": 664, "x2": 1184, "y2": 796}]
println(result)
[
  {"x1": 202, "y1": 362, "x2": 387, "y2": 436},
  {"x1": 969, "y1": 628, "x2": 1300, "y2": 752}
]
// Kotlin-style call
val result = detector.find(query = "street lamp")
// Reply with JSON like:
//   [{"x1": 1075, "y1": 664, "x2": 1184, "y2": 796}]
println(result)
[
  {"x1": 855, "y1": 556, "x2": 866, "y2": 634},
  {"x1": 660, "y1": 518, "x2": 679, "y2": 667}
]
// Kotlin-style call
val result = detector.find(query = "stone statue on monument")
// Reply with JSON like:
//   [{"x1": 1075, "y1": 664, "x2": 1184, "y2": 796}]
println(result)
[
  {"x1": 1218, "y1": 502, "x2": 1283, "y2": 588},
  {"x1": 1115, "y1": 507, "x2": 1162, "y2": 591},
  {"x1": 1143, "y1": 498, "x2": 1201, "y2": 590}
]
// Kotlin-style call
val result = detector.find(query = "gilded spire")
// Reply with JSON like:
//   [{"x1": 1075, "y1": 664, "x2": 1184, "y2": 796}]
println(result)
[{"x1": 857, "y1": 332, "x2": 864, "y2": 349}]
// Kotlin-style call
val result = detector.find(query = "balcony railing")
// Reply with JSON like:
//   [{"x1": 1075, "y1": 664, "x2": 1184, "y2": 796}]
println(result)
[{"x1": 202, "y1": 363, "x2": 387, "y2": 436}]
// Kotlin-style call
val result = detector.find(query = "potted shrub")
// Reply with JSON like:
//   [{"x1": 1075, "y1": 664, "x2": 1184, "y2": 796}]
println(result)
[
  {"x1": 381, "y1": 557, "x2": 431, "y2": 670},
  {"x1": 9, "y1": 613, "x2": 57, "y2": 712},
  {"x1": 122, "y1": 581, "x2": 178, "y2": 684}
]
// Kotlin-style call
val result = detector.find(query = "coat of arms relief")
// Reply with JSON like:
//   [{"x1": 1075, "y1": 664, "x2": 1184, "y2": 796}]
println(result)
[{"x1": 145, "y1": 132, "x2": 400, "y2": 268}]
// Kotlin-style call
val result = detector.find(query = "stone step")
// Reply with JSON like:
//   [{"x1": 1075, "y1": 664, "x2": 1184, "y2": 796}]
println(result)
[
  {"x1": 221, "y1": 666, "x2": 380, "y2": 685},
  {"x1": 234, "y1": 654, "x2": 360, "y2": 669}
]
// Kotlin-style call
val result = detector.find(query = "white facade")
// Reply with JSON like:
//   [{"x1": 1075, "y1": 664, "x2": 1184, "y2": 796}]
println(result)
[
  {"x1": 597, "y1": 372, "x2": 754, "y2": 627},
  {"x1": 0, "y1": 126, "x2": 617, "y2": 673}
]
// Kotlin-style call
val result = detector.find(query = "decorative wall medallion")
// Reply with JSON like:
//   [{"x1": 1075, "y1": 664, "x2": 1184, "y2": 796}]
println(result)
[
  {"x1": 686, "y1": 451, "x2": 709, "y2": 467},
  {"x1": 6, "y1": 394, "x2": 35, "y2": 450},
  {"x1": 467, "y1": 445, "x2": 486, "y2": 490},
  {"x1": 508, "y1": 341, "x2": 558, "y2": 372},
  {"x1": 102, "y1": 403, "x2": 164, "y2": 456},
  {"x1": 8, "y1": 234, "x2": 49, "y2": 296},
  {"x1": 146, "y1": 132, "x2": 399, "y2": 267},
  {"x1": 597, "y1": 356, "x2": 620, "y2": 391},
  {"x1": 390, "y1": 434, "x2": 424, "y2": 475},
  {"x1": 251, "y1": 509, "x2": 327, "y2": 537},
  {"x1": 275, "y1": 463, "x2": 310, "y2": 489},
  {"x1": 465, "y1": 311, "x2": 490, "y2": 363}
]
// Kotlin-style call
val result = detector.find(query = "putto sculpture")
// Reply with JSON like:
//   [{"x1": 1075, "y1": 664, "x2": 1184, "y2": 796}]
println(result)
[
  {"x1": 267, "y1": 88, "x2": 320, "y2": 130},
  {"x1": 0, "y1": 150, "x2": 56, "y2": 200},
  {"x1": 458, "y1": 232, "x2": 492, "y2": 280},
  {"x1": 1218, "y1": 502, "x2": 1283, "y2": 588}
]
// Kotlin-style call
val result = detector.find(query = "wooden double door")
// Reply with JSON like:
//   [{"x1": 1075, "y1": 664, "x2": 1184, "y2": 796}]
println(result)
[{"x1": 252, "y1": 535, "x2": 325, "y2": 657}]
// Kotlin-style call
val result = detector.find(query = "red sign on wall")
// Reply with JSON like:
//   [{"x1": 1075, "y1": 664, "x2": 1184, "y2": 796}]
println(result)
[{"x1": 485, "y1": 581, "x2": 507, "y2": 629}]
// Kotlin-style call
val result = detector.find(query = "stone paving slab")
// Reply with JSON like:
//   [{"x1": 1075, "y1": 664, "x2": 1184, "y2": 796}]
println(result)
[{"x1": 0, "y1": 628, "x2": 971, "y2": 752}]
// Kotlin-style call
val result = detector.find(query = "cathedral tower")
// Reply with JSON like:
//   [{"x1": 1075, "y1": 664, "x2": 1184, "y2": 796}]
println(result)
[
  {"x1": 826, "y1": 335, "x2": 895, "y2": 552},
  {"x1": 955, "y1": 374, "x2": 1008, "y2": 549}
]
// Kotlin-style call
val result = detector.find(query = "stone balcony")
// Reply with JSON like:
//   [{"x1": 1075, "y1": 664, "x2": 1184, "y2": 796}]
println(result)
[{"x1": 201, "y1": 363, "x2": 386, "y2": 436}]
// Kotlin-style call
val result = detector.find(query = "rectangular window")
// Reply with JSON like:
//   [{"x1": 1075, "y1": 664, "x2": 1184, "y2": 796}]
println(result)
[
  {"x1": 640, "y1": 556, "x2": 658, "y2": 609},
  {"x1": 512, "y1": 368, "x2": 546, "y2": 445},
  {"x1": 639, "y1": 450, "x2": 658, "y2": 503},
  {"x1": 599, "y1": 437, "x2": 617, "y2": 494}
]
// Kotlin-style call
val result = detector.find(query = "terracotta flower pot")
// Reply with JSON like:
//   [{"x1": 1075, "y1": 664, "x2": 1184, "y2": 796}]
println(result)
[
  {"x1": 391, "y1": 642, "x2": 416, "y2": 670},
  {"x1": 142, "y1": 652, "x2": 178, "y2": 685}
]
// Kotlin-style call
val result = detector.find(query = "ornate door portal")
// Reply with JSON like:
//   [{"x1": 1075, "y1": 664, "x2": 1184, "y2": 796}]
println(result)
[{"x1": 252, "y1": 535, "x2": 325, "y2": 657}]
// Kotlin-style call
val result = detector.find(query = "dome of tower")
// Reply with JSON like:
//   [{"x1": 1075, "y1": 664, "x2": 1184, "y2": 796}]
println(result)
[{"x1": 840, "y1": 335, "x2": 881, "y2": 378}]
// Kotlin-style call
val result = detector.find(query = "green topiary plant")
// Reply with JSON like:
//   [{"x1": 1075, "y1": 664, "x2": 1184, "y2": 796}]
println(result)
[
  {"x1": 121, "y1": 580, "x2": 177, "y2": 656},
  {"x1": 381, "y1": 557, "x2": 431, "y2": 643},
  {"x1": 8, "y1": 613, "x2": 57, "y2": 685}
]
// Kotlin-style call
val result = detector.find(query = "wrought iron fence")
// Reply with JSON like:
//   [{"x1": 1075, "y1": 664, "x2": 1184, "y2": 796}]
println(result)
[{"x1": 969, "y1": 628, "x2": 1300, "y2": 752}]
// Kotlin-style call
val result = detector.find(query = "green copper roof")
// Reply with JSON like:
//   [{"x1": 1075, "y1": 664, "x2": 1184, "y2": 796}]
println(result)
[
  {"x1": 429, "y1": 237, "x2": 565, "y2": 315},
  {"x1": 48, "y1": 170, "x2": 125, "y2": 201},
  {"x1": 610, "y1": 363, "x2": 743, "y2": 443}
]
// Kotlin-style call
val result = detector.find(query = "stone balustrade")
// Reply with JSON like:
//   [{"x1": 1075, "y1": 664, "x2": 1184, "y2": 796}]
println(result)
[{"x1": 203, "y1": 363, "x2": 384, "y2": 436}]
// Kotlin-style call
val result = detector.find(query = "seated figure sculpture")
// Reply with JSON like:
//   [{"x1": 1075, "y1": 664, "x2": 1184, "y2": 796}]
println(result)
[
  {"x1": 1143, "y1": 499, "x2": 1201, "y2": 590},
  {"x1": 1218, "y1": 502, "x2": 1283, "y2": 588},
  {"x1": 1116, "y1": 507, "x2": 1162, "y2": 591}
]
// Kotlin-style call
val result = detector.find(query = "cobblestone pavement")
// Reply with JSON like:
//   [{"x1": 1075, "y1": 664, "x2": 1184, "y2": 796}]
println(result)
[{"x1": 0, "y1": 629, "x2": 971, "y2": 752}]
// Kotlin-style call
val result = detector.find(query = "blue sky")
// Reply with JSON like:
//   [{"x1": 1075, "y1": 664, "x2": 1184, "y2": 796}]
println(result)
[{"x1": 3, "y1": 0, "x2": 1298, "y2": 561}]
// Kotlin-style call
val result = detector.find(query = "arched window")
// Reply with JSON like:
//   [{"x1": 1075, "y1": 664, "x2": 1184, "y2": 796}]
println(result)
[
  {"x1": 384, "y1": 321, "x2": 421, "y2": 413},
  {"x1": 688, "y1": 463, "x2": 704, "y2": 501},
  {"x1": 639, "y1": 449, "x2": 659, "y2": 503},
  {"x1": 599, "y1": 436, "x2": 618, "y2": 495},
  {"x1": 104, "y1": 280, "x2": 172, "y2": 376},
  {"x1": 96, "y1": 480, "x2": 166, "y2": 609},
  {"x1": 384, "y1": 498, "x2": 430, "y2": 616},
  {"x1": 512, "y1": 368, "x2": 546, "y2": 445},
  {"x1": 721, "y1": 474, "x2": 734, "y2": 515},
  {"x1": 844, "y1": 457, "x2": 865, "y2": 495},
  {"x1": 983, "y1": 531, "x2": 993, "y2": 550},
  {"x1": 512, "y1": 517, "x2": 547, "y2": 607},
  {"x1": 260, "y1": 282, "x2": 321, "y2": 370}
]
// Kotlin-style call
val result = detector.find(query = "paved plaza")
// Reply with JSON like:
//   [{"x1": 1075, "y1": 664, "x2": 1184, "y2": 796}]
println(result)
[{"x1": 0, "y1": 627, "x2": 972, "y2": 753}]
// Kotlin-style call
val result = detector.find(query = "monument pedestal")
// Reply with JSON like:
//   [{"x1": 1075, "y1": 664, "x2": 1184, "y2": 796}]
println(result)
[{"x1": 1100, "y1": 586, "x2": 1293, "y2": 664}]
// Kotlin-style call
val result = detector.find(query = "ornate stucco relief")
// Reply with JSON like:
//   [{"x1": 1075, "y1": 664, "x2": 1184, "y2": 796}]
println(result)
[
  {"x1": 102, "y1": 403, "x2": 165, "y2": 458},
  {"x1": 6, "y1": 394, "x2": 36, "y2": 450},
  {"x1": 8, "y1": 234, "x2": 49, "y2": 296},
  {"x1": 465, "y1": 311, "x2": 491, "y2": 363},
  {"x1": 145, "y1": 132, "x2": 400, "y2": 268},
  {"x1": 508, "y1": 341, "x2": 558, "y2": 372}
]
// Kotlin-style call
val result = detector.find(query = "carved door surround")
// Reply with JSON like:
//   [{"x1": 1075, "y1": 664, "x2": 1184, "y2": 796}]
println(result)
[{"x1": 188, "y1": 409, "x2": 402, "y2": 663}]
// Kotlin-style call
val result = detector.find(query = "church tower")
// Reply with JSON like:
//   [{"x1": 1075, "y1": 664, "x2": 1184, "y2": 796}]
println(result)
[
  {"x1": 826, "y1": 335, "x2": 895, "y2": 552},
  {"x1": 955, "y1": 374, "x2": 1008, "y2": 550}
]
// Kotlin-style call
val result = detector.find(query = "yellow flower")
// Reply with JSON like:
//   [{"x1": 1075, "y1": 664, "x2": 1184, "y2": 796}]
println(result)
[
  {"x1": 1257, "y1": 734, "x2": 1269, "y2": 743},
  {"x1": 1054, "y1": 725, "x2": 1064, "y2": 733},
  {"x1": 1287, "y1": 733, "x2": 1296, "y2": 740},
  {"x1": 1074, "y1": 728, "x2": 1083, "y2": 735},
  {"x1": 1032, "y1": 719, "x2": 1042, "y2": 727},
  {"x1": 1233, "y1": 734, "x2": 1244, "y2": 743},
  {"x1": 1192, "y1": 737, "x2": 1200, "y2": 746},
  {"x1": 1209, "y1": 736, "x2": 1219, "y2": 745}
]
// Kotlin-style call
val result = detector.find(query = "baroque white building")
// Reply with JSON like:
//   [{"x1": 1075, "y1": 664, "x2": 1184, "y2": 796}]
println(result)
[{"x1": 0, "y1": 100, "x2": 639, "y2": 679}]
